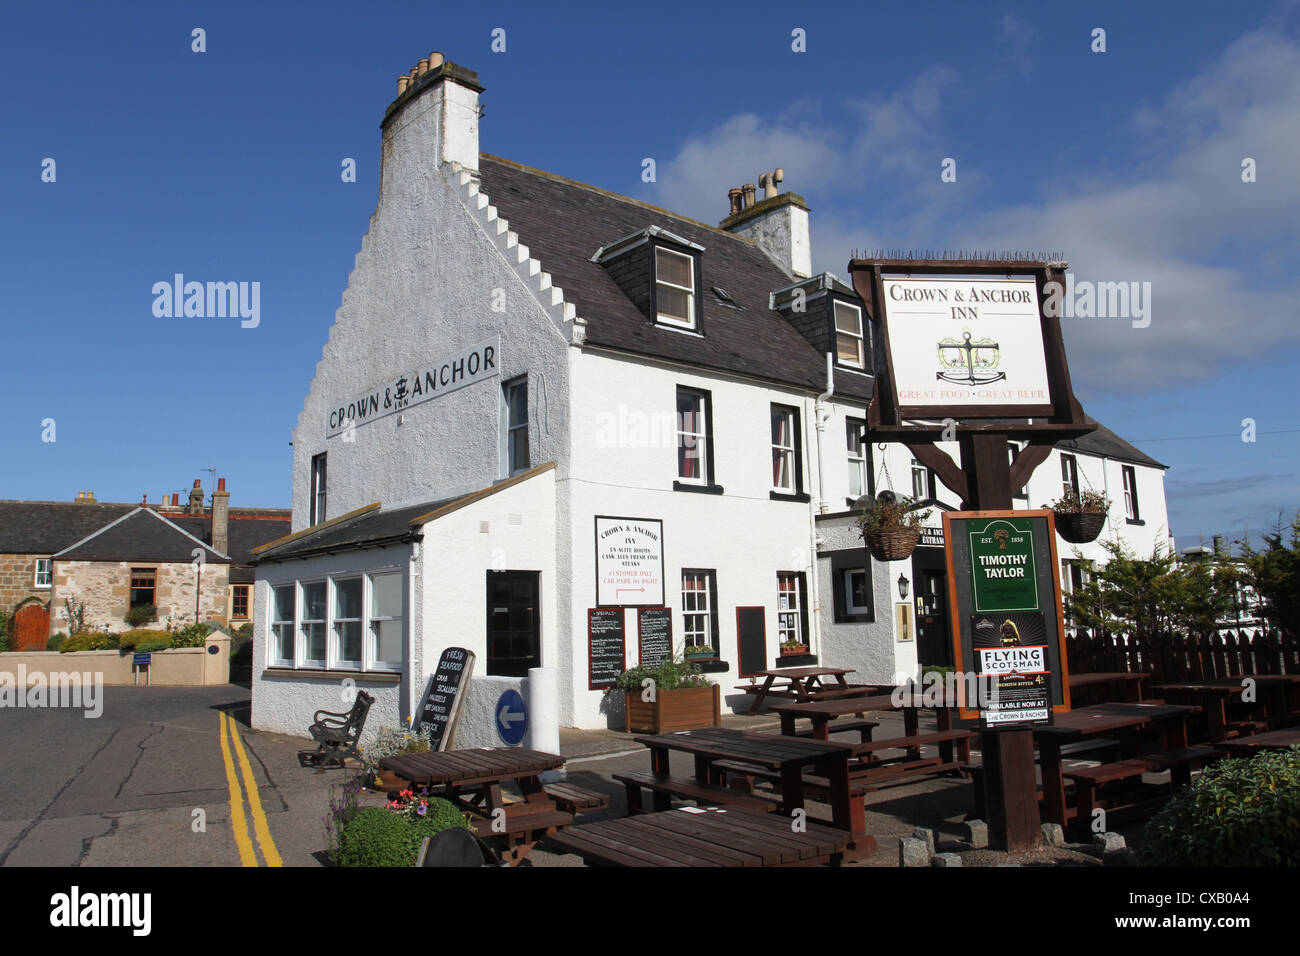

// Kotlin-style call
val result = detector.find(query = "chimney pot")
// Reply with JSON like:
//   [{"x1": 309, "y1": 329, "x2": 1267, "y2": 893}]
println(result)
[
  {"x1": 218, "y1": 477, "x2": 226, "y2": 491},
  {"x1": 397, "y1": 75, "x2": 411, "y2": 94},
  {"x1": 429, "y1": 51, "x2": 444, "y2": 68},
  {"x1": 417, "y1": 58, "x2": 429, "y2": 74},
  {"x1": 743, "y1": 183, "x2": 757, "y2": 207},
  {"x1": 728, "y1": 188, "x2": 744, "y2": 216},
  {"x1": 212, "y1": 480, "x2": 231, "y2": 555}
]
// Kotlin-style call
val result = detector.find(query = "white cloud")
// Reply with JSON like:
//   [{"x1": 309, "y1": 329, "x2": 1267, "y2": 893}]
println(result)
[{"x1": 640, "y1": 24, "x2": 1300, "y2": 393}]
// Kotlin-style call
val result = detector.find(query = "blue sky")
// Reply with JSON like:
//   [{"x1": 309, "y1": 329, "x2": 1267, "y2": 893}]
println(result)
[{"x1": 2, "y1": 0, "x2": 1296, "y2": 551}]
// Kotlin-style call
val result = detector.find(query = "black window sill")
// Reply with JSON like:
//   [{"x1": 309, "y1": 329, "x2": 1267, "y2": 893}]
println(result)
[
  {"x1": 774, "y1": 654, "x2": 818, "y2": 668},
  {"x1": 1126, "y1": 518, "x2": 1145, "y2": 526},
  {"x1": 770, "y1": 491, "x2": 811, "y2": 503},
  {"x1": 673, "y1": 481, "x2": 725, "y2": 495},
  {"x1": 834, "y1": 613, "x2": 875, "y2": 624},
  {"x1": 695, "y1": 659, "x2": 730, "y2": 674}
]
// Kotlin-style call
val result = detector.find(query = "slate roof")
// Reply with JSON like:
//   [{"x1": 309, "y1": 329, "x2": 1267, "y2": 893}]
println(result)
[
  {"x1": 1064, "y1": 419, "x2": 1166, "y2": 470},
  {"x1": 171, "y1": 513, "x2": 294, "y2": 582},
  {"x1": 253, "y1": 500, "x2": 442, "y2": 563},
  {"x1": 54, "y1": 508, "x2": 229, "y2": 563},
  {"x1": 479, "y1": 155, "x2": 874, "y2": 404}
]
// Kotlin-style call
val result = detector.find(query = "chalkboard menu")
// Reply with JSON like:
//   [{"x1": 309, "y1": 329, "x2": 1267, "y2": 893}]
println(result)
[
  {"x1": 637, "y1": 607, "x2": 672, "y2": 668},
  {"x1": 588, "y1": 608, "x2": 626, "y2": 690},
  {"x1": 736, "y1": 606, "x2": 767, "y2": 678},
  {"x1": 414, "y1": 647, "x2": 475, "y2": 750}
]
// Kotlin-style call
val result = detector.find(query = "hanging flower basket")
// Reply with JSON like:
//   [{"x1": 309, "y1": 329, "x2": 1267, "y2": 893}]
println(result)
[
  {"x1": 1054, "y1": 511, "x2": 1106, "y2": 544},
  {"x1": 864, "y1": 527, "x2": 922, "y2": 562}
]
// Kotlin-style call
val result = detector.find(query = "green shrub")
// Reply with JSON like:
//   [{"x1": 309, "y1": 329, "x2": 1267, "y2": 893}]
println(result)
[
  {"x1": 335, "y1": 801, "x2": 472, "y2": 867},
  {"x1": 171, "y1": 623, "x2": 209, "y2": 648},
  {"x1": 45, "y1": 633, "x2": 66, "y2": 652},
  {"x1": 614, "y1": 653, "x2": 709, "y2": 692},
  {"x1": 61, "y1": 632, "x2": 121, "y2": 652},
  {"x1": 116, "y1": 630, "x2": 173, "y2": 651},
  {"x1": 1139, "y1": 746, "x2": 1300, "y2": 866},
  {"x1": 233, "y1": 622, "x2": 253, "y2": 640},
  {"x1": 124, "y1": 604, "x2": 157, "y2": 628}
]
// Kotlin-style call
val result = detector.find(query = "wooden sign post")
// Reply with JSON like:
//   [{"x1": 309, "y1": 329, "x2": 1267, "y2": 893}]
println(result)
[{"x1": 849, "y1": 257, "x2": 1095, "y2": 853}]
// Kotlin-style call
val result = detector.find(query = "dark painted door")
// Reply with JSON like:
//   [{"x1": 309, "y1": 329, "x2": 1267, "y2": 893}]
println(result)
[{"x1": 916, "y1": 569, "x2": 953, "y2": 668}]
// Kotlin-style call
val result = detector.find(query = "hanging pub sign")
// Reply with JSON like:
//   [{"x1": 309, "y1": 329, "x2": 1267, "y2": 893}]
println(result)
[
  {"x1": 594, "y1": 516, "x2": 665, "y2": 607},
  {"x1": 942, "y1": 510, "x2": 1071, "y2": 728},
  {"x1": 325, "y1": 336, "x2": 500, "y2": 437},
  {"x1": 413, "y1": 647, "x2": 476, "y2": 751}
]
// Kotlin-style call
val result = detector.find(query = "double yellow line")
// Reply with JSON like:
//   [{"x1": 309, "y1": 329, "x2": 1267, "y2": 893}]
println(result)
[{"x1": 218, "y1": 710, "x2": 283, "y2": 867}]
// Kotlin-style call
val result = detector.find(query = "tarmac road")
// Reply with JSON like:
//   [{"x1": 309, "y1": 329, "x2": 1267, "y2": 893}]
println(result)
[{"x1": 0, "y1": 684, "x2": 331, "y2": 867}]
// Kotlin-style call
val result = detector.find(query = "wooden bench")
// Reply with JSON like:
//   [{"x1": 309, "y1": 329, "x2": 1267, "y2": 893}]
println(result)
[
  {"x1": 849, "y1": 729, "x2": 975, "y2": 764},
  {"x1": 303, "y1": 691, "x2": 374, "y2": 768},
  {"x1": 469, "y1": 808, "x2": 573, "y2": 865},
  {"x1": 1133, "y1": 746, "x2": 1223, "y2": 785},
  {"x1": 709, "y1": 760, "x2": 870, "y2": 841},
  {"x1": 543, "y1": 782, "x2": 611, "y2": 814},
  {"x1": 613, "y1": 770, "x2": 780, "y2": 815},
  {"x1": 1064, "y1": 761, "x2": 1152, "y2": 825},
  {"x1": 793, "y1": 719, "x2": 878, "y2": 742}
]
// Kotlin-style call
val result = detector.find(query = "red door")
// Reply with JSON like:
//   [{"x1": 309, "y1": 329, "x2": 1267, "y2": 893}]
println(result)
[{"x1": 12, "y1": 603, "x2": 50, "y2": 651}]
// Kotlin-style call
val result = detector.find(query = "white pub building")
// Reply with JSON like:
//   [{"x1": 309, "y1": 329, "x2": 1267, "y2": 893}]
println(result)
[{"x1": 250, "y1": 54, "x2": 1172, "y2": 746}]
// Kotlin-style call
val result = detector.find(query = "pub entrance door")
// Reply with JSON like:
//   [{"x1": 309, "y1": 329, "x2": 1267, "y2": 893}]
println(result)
[{"x1": 912, "y1": 546, "x2": 952, "y2": 668}]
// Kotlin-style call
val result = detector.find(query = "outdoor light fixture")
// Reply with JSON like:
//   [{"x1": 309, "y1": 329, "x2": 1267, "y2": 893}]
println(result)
[{"x1": 897, "y1": 573, "x2": 910, "y2": 600}]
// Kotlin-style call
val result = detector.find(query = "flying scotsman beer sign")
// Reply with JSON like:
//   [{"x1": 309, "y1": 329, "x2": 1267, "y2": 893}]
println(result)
[{"x1": 943, "y1": 509, "x2": 1071, "y2": 728}]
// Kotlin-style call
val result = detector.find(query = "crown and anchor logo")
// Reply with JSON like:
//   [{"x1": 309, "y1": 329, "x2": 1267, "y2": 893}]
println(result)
[{"x1": 936, "y1": 328, "x2": 1006, "y2": 386}]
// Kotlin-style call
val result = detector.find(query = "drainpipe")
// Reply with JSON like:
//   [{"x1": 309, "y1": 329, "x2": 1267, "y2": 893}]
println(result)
[{"x1": 809, "y1": 353, "x2": 835, "y2": 659}]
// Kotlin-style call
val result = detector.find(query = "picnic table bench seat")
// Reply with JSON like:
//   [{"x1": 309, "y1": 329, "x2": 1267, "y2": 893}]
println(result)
[
  {"x1": 613, "y1": 770, "x2": 780, "y2": 815},
  {"x1": 847, "y1": 729, "x2": 976, "y2": 760},
  {"x1": 543, "y1": 782, "x2": 611, "y2": 814},
  {"x1": 469, "y1": 808, "x2": 573, "y2": 865},
  {"x1": 792, "y1": 719, "x2": 878, "y2": 742}
]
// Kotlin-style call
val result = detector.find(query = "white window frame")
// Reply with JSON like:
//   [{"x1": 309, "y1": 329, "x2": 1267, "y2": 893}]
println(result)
[
  {"x1": 656, "y1": 247, "x2": 696, "y2": 329},
  {"x1": 777, "y1": 573, "x2": 804, "y2": 646},
  {"x1": 503, "y1": 377, "x2": 529, "y2": 477},
  {"x1": 299, "y1": 579, "x2": 328, "y2": 667},
  {"x1": 1009, "y1": 441, "x2": 1027, "y2": 500},
  {"x1": 1122, "y1": 466, "x2": 1140, "y2": 520},
  {"x1": 367, "y1": 570, "x2": 404, "y2": 672},
  {"x1": 834, "y1": 301, "x2": 865, "y2": 368},
  {"x1": 269, "y1": 583, "x2": 296, "y2": 667},
  {"x1": 911, "y1": 459, "x2": 930, "y2": 500},
  {"x1": 331, "y1": 576, "x2": 364, "y2": 669},
  {"x1": 310, "y1": 453, "x2": 327, "y2": 525},
  {"x1": 847, "y1": 419, "x2": 867, "y2": 499},
  {"x1": 681, "y1": 570, "x2": 715, "y2": 654},
  {"x1": 844, "y1": 568, "x2": 870, "y2": 615},
  {"x1": 676, "y1": 388, "x2": 708, "y2": 485},
  {"x1": 33, "y1": 558, "x2": 52, "y2": 589},
  {"x1": 1061, "y1": 454, "x2": 1079, "y2": 498},
  {"x1": 771, "y1": 406, "x2": 797, "y2": 492}
]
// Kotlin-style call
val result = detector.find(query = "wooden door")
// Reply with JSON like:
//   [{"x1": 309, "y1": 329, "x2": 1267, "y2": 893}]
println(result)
[{"x1": 12, "y1": 603, "x2": 50, "y2": 651}]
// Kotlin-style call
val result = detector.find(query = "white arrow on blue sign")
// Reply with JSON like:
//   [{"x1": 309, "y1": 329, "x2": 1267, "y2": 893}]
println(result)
[{"x1": 496, "y1": 689, "x2": 527, "y2": 745}]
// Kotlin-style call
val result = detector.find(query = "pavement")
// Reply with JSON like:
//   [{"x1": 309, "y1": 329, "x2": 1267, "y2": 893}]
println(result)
[{"x1": 0, "y1": 683, "x2": 1145, "y2": 867}]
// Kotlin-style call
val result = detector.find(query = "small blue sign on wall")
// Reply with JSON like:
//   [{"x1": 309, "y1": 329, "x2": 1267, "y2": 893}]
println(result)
[
  {"x1": 133, "y1": 653, "x2": 151, "y2": 666},
  {"x1": 495, "y1": 689, "x2": 527, "y2": 746}
]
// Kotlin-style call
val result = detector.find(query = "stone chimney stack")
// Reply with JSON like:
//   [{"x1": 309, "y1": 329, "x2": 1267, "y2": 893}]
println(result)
[
  {"x1": 188, "y1": 479, "x2": 204, "y2": 515},
  {"x1": 381, "y1": 50, "x2": 483, "y2": 181},
  {"x1": 212, "y1": 478, "x2": 230, "y2": 555},
  {"x1": 719, "y1": 168, "x2": 811, "y2": 280}
]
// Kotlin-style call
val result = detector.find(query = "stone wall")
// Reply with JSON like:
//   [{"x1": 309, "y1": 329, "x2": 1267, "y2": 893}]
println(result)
[
  {"x1": 0, "y1": 553, "x2": 50, "y2": 612},
  {"x1": 51, "y1": 560, "x2": 230, "y2": 634}
]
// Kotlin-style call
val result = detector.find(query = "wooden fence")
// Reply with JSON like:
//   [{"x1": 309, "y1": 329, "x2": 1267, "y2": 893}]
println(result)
[{"x1": 1066, "y1": 629, "x2": 1300, "y2": 683}]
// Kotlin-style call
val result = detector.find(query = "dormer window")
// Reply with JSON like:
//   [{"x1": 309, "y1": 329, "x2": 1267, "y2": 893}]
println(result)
[
  {"x1": 835, "y1": 301, "x2": 865, "y2": 368},
  {"x1": 656, "y1": 247, "x2": 696, "y2": 328}
]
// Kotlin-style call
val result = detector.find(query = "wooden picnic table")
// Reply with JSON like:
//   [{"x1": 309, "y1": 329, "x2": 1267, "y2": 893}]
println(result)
[
  {"x1": 1214, "y1": 727, "x2": 1300, "y2": 755},
  {"x1": 632, "y1": 727, "x2": 869, "y2": 855},
  {"x1": 1033, "y1": 702, "x2": 1200, "y2": 827},
  {"x1": 1181, "y1": 675, "x2": 1300, "y2": 725},
  {"x1": 1151, "y1": 683, "x2": 1238, "y2": 742},
  {"x1": 379, "y1": 746, "x2": 569, "y2": 864},
  {"x1": 740, "y1": 666, "x2": 881, "y2": 714},
  {"x1": 770, "y1": 692, "x2": 972, "y2": 764},
  {"x1": 547, "y1": 806, "x2": 849, "y2": 867},
  {"x1": 1068, "y1": 672, "x2": 1150, "y2": 704}
]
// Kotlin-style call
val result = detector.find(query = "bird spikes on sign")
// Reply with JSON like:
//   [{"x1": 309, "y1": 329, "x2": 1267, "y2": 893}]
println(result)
[{"x1": 852, "y1": 249, "x2": 1066, "y2": 263}]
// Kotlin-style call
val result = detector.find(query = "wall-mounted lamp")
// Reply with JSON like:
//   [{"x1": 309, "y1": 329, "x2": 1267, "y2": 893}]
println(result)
[{"x1": 897, "y1": 573, "x2": 910, "y2": 600}]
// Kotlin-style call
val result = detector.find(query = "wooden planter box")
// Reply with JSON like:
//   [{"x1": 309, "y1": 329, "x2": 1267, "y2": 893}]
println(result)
[{"x1": 625, "y1": 683, "x2": 721, "y2": 734}]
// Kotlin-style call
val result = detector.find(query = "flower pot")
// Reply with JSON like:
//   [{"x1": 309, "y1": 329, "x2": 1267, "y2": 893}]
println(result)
[
  {"x1": 864, "y1": 526, "x2": 921, "y2": 562},
  {"x1": 684, "y1": 648, "x2": 716, "y2": 662},
  {"x1": 780, "y1": 647, "x2": 809, "y2": 658},
  {"x1": 625, "y1": 684, "x2": 721, "y2": 734},
  {"x1": 1055, "y1": 511, "x2": 1106, "y2": 544}
]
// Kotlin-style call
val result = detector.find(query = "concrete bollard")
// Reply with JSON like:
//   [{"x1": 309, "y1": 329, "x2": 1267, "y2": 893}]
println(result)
[{"x1": 526, "y1": 666, "x2": 563, "y2": 781}]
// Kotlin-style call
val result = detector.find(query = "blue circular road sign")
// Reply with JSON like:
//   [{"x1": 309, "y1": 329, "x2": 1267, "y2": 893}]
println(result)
[{"x1": 495, "y1": 689, "x2": 527, "y2": 745}]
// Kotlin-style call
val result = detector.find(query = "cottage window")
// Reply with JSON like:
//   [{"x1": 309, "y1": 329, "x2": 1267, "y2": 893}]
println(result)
[
  {"x1": 681, "y1": 569, "x2": 718, "y2": 656},
  {"x1": 300, "y1": 581, "x2": 327, "y2": 666},
  {"x1": 33, "y1": 558, "x2": 52, "y2": 589},
  {"x1": 910, "y1": 459, "x2": 933, "y2": 500},
  {"x1": 777, "y1": 572, "x2": 808, "y2": 647},
  {"x1": 655, "y1": 247, "x2": 696, "y2": 328},
  {"x1": 503, "y1": 377, "x2": 530, "y2": 476},
  {"x1": 1122, "y1": 466, "x2": 1141, "y2": 522},
  {"x1": 847, "y1": 419, "x2": 871, "y2": 501},
  {"x1": 368, "y1": 571, "x2": 404, "y2": 670},
  {"x1": 1061, "y1": 453, "x2": 1080, "y2": 498},
  {"x1": 310, "y1": 453, "x2": 328, "y2": 525},
  {"x1": 333, "y1": 578, "x2": 363, "y2": 667},
  {"x1": 487, "y1": 571, "x2": 541, "y2": 677},
  {"x1": 231, "y1": 584, "x2": 249, "y2": 620},
  {"x1": 270, "y1": 584, "x2": 295, "y2": 666},
  {"x1": 844, "y1": 569, "x2": 871, "y2": 615},
  {"x1": 130, "y1": 568, "x2": 156, "y2": 609},
  {"x1": 676, "y1": 388, "x2": 709, "y2": 485},
  {"x1": 834, "y1": 301, "x2": 865, "y2": 368},
  {"x1": 771, "y1": 406, "x2": 798, "y2": 492}
]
